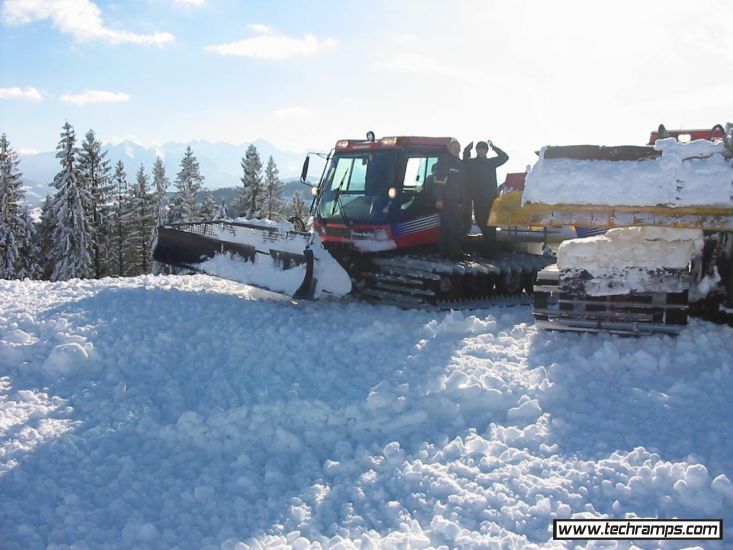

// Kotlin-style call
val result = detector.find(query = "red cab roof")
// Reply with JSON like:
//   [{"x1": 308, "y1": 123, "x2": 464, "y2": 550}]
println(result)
[{"x1": 334, "y1": 136, "x2": 454, "y2": 151}]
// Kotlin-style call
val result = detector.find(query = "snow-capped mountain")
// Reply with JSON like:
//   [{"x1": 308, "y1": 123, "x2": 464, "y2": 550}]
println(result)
[{"x1": 18, "y1": 139, "x2": 310, "y2": 206}]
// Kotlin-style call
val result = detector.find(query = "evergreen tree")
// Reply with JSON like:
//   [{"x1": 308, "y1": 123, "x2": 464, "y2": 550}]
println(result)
[
  {"x1": 38, "y1": 196, "x2": 55, "y2": 279},
  {"x1": 152, "y1": 155, "x2": 169, "y2": 227},
  {"x1": 19, "y1": 206, "x2": 41, "y2": 279},
  {"x1": 172, "y1": 146, "x2": 203, "y2": 222},
  {"x1": 0, "y1": 134, "x2": 40, "y2": 279},
  {"x1": 237, "y1": 145, "x2": 263, "y2": 218},
  {"x1": 109, "y1": 161, "x2": 129, "y2": 276},
  {"x1": 262, "y1": 155, "x2": 285, "y2": 220},
  {"x1": 78, "y1": 129, "x2": 112, "y2": 277},
  {"x1": 287, "y1": 191, "x2": 309, "y2": 223},
  {"x1": 215, "y1": 200, "x2": 228, "y2": 220},
  {"x1": 125, "y1": 164, "x2": 155, "y2": 275},
  {"x1": 150, "y1": 156, "x2": 171, "y2": 275},
  {"x1": 49, "y1": 122, "x2": 94, "y2": 281},
  {"x1": 201, "y1": 194, "x2": 216, "y2": 221}
]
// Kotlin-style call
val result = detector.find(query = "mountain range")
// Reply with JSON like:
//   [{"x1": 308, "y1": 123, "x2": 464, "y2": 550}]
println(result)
[{"x1": 19, "y1": 138, "x2": 311, "y2": 207}]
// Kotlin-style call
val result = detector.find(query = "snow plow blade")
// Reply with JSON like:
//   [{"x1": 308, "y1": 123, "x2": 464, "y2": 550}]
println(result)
[{"x1": 153, "y1": 221, "x2": 351, "y2": 300}]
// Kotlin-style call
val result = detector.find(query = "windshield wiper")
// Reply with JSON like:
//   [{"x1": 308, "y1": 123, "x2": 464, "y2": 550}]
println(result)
[{"x1": 330, "y1": 167, "x2": 351, "y2": 227}]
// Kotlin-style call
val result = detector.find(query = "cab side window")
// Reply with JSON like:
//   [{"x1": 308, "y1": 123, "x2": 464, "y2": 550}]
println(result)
[{"x1": 403, "y1": 156, "x2": 439, "y2": 192}]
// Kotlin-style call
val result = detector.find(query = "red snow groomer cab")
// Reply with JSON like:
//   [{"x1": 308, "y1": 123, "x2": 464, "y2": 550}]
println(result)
[{"x1": 311, "y1": 136, "x2": 452, "y2": 253}]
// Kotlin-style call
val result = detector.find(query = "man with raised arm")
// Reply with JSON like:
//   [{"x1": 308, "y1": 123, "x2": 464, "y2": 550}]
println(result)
[{"x1": 463, "y1": 140, "x2": 509, "y2": 244}]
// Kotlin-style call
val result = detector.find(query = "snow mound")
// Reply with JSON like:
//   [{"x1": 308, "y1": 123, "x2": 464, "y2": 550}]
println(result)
[
  {"x1": 42, "y1": 342, "x2": 95, "y2": 376},
  {"x1": 524, "y1": 137, "x2": 733, "y2": 207}
]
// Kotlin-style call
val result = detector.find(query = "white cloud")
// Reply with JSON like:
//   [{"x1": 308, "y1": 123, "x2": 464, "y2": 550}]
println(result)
[
  {"x1": 18, "y1": 147, "x2": 39, "y2": 155},
  {"x1": 0, "y1": 86, "x2": 43, "y2": 101},
  {"x1": 205, "y1": 33, "x2": 337, "y2": 60},
  {"x1": 2, "y1": 0, "x2": 175, "y2": 46},
  {"x1": 60, "y1": 90, "x2": 130, "y2": 106},
  {"x1": 249, "y1": 23, "x2": 272, "y2": 34},
  {"x1": 171, "y1": 0, "x2": 205, "y2": 6},
  {"x1": 273, "y1": 106, "x2": 314, "y2": 119},
  {"x1": 370, "y1": 51, "x2": 519, "y2": 89}
]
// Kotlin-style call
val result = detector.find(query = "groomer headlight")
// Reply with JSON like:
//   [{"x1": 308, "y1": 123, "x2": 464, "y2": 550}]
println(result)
[
  {"x1": 388, "y1": 187, "x2": 398, "y2": 199},
  {"x1": 311, "y1": 185, "x2": 318, "y2": 197}
]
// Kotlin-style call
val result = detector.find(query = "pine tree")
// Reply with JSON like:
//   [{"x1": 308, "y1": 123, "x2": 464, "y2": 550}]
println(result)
[
  {"x1": 0, "y1": 134, "x2": 40, "y2": 279},
  {"x1": 150, "y1": 156, "x2": 170, "y2": 276},
  {"x1": 237, "y1": 145, "x2": 263, "y2": 218},
  {"x1": 172, "y1": 146, "x2": 203, "y2": 222},
  {"x1": 124, "y1": 164, "x2": 155, "y2": 275},
  {"x1": 201, "y1": 194, "x2": 216, "y2": 221},
  {"x1": 49, "y1": 122, "x2": 94, "y2": 281},
  {"x1": 287, "y1": 191, "x2": 309, "y2": 224},
  {"x1": 215, "y1": 200, "x2": 228, "y2": 220},
  {"x1": 38, "y1": 196, "x2": 55, "y2": 279},
  {"x1": 78, "y1": 129, "x2": 112, "y2": 277},
  {"x1": 18, "y1": 206, "x2": 41, "y2": 279},
  {"x1": 262, "y1": 155, "x2": 285, "y2": 220},
  {"x1": 109, "y1": 161, "x2": 129, "y2": 276},
  {"x1": 152, "y1": 156, "x2": 169, "y2": 227}
]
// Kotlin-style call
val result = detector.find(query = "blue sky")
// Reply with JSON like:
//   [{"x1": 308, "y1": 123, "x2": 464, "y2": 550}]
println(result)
[{"x1": 2, "y1": 0, "x2": 732, "y2": 173}]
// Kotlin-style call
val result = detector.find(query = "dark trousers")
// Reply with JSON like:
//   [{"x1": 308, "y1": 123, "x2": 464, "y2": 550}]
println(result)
[
  {"x1": 439, "y1": 202, "x2": 463, "y2": 260},
  {"x1": 465, "y1": 194, "x2": 496, "y2": 241},
  {"x1": 475, "y1": 196, "x2": 496, "y2": 240}
]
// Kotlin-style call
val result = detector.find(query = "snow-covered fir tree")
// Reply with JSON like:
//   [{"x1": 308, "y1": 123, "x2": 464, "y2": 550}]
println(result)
[
  {"x1": 124, "y1": 164, "x2": 155, "y2": 275},
  {"x1": 287, "y1": 191, "x2": 309, "y2": 224},
  {"x1": 78, "y1": 129, "x2": 112, "y2": 278},
  {"x1": 262, "y1": 155, "x2": 285, "y2": 220},
  {"x1": 150, "y1": 156, "x2": 171, "y2": 275},
  {"x1": 152, "y1": 156, "x2": 169, "y2": 227},
  {"x1": 49, "y1": 122, "x2": 94, "y2": 281},
  {"x1": 200, "y1": 194, "x2": 216, "y2": 221},
  {"x1": 109, "y1": 161, "x2": 129, "y2": 276},
  {"x1": 38, "y1": 196, "x2": 55, "y2": 279},
  {"x1": 237, "y1": 145, "x2": 263, "y2": 218},
  {"x1": 215, "y1": 200, "x2": 228, "y2": 220},
  {"x1": 172, "y1": 146, "x2": 203, "y2": 222},
  {"x1": 18, "y1": 206, "x2": 41, "y2": 279},
  {"x1": 0, "y1": 134, "x2": 40, "y2": 279}
]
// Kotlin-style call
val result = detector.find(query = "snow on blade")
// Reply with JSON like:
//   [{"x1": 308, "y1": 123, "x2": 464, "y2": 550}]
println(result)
[
  {"x1": 0, "y1": 276, "x2": 732, "y2": 548},
  {"x1": 524, "y1": 137, "x2": 733, "y2": 207},
  {"x1": 191, "y1": 220, "x2": 351, "y2": 298},
  {"x1": 199, "y1": 253, "x2": 308, "y2": 295}
]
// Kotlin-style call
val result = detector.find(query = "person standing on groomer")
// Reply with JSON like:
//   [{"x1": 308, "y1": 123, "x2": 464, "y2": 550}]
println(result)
[
  {"x1": 433, "y1": 139, "x2": 466, "y2": 260},
  {"x1": 463, "y1": 140, "x2": 509, "y2": 243}
]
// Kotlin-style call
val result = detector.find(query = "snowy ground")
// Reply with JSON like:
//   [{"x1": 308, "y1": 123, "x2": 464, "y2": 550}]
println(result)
[{"x1": 1, "y1": 275, "x2": 732, "y2": 549}]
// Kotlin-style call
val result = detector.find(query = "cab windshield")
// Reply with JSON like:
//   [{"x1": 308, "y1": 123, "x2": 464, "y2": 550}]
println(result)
[{"x1": 317, "y1": 151, "x2": 398, "y2": 224}]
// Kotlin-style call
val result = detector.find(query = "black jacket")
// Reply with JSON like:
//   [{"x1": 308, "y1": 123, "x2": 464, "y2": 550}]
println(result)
[
  {"x1": 462, "y1": 145, "x2": 509, "y2": 199},
  {"x1": 433, "y1": 153, "x2": 466, "y2": 205}
]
